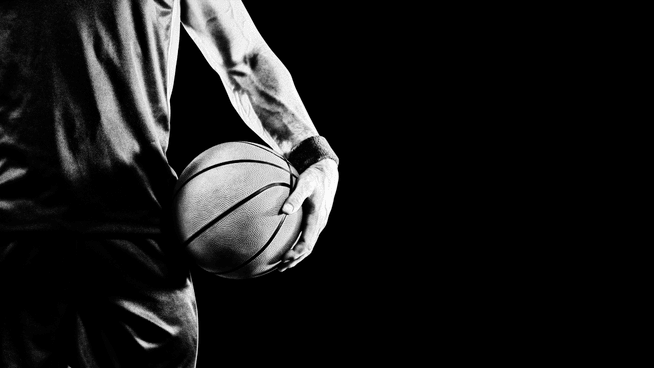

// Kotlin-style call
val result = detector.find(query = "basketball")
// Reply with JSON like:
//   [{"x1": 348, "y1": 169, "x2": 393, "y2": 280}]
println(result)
[{"x1": 172, "y1": 141, "x2": 302, "y2": 279}]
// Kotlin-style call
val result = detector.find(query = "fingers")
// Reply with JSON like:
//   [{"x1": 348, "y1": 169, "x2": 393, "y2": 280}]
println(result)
[
  {"x1": 276, "y1": 160, "x2": 338, "y2": 273},
  {"x1": 278, "y1": 211, "x2": 321, "y2": 272},
  {"x1": 281, "y1": 171, "x2": 316, "y2": 215}
]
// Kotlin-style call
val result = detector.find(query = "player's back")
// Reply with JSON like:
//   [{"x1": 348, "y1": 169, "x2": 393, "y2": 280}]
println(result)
[{"x1": 0, "y1": 0, "x2": 182, "y2": 233}]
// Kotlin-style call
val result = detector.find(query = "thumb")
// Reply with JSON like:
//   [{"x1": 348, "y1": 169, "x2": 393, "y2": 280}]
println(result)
[{"x1": 281, "y1": 176, "x2": 314, "y2": 215}]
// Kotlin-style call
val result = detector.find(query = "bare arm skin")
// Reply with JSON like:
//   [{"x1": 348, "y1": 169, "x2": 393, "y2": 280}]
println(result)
[
  {"x1": 181, "y1": 0, "x2": 339, "y2": 271},
  {"x1": 181, "y1": 0, "x2": 316, "y2": 154}
]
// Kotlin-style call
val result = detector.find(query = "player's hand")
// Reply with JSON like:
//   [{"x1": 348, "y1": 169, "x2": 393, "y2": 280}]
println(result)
[{"x1": 278, "y1": 158, "x2": 339, "y2": 272}]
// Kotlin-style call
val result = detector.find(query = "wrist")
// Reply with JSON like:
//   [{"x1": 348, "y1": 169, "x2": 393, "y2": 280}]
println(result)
[{"x1": 287, "y1": 136, "x2": 339, "y2": 173}]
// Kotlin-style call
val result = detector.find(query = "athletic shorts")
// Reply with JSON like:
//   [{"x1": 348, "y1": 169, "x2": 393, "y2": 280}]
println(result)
[{"x1": 0, "y1": 233, "x2": 199, "y2": 368}]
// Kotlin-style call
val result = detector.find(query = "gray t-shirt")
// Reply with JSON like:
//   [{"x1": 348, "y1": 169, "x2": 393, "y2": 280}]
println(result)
[{"x1": 0, "y1": 0, "x2": 184, "y2": 233}]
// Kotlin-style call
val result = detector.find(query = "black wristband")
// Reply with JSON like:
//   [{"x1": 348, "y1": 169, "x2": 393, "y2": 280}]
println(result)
[{"x1": 288, "y1": 136, "x2": 339, "y2": 173}]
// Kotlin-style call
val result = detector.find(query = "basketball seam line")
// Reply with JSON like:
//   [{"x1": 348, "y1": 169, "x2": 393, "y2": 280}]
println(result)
[
  {"x1": 173, "y1": 160, "x2": 298, "y2": 198},
  {"x1": 285, "y1": 156, "x2": 295, "y2": 190},
  {"x1": 227, "y1": 157, "x2": 296, "y2": 277},
  {"x1": 239, "y1": 141, "x2": 300, "y2": 182},
  {"x1": 238, "y1": 141, "x2": 287, "y2": 162},
  {"x1": 181, "y1": 182, "x2": 291, "y2": 248},
  {"x1": 250, "y1": 267, "x2": 277, "y2": 278},
  {"x1": 215, "y1": 214, "x2": 288, "y2": 275},
  {"x1": 250, "y1": 255, "x2": 296, "y2": 278}
]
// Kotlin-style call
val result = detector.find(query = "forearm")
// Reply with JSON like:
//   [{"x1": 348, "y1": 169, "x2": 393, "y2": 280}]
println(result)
[
  {"x1": 181, "y1": 0, "x2": 318, "y2": 156},
  {"x1": 226, "y1": 46, "x2": 318, "y2": 154}
]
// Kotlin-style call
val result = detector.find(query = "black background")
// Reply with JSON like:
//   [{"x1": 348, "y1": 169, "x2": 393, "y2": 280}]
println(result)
[
  {"x1": 167, "y1": 3, "x2": 389, "y2": 365},
  {"x1": 164, "y1": 2, "x2": 549, "y2": 364},
  {"x1": 165, "y1": 3, "x2": 534, "y2": 364}
]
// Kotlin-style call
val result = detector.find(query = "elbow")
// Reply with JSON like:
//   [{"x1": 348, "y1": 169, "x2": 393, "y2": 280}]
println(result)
[
  {"x1": 224, "y1": 52, "x2": 257, "y2": 92},
  {"x1": 226, "y1": 52, "x2": 258, "y2": 78},
  {"x1": 227, "y1": 46, "x2": 285, "y2": 93},
  {"x1": 227, "y1": 42, "x2": 271, "y2": 72}
]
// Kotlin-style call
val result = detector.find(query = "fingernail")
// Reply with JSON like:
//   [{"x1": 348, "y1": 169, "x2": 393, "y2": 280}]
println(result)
[{"x1": 282, "y1": 203, "x2": 294, "y2": 214}]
